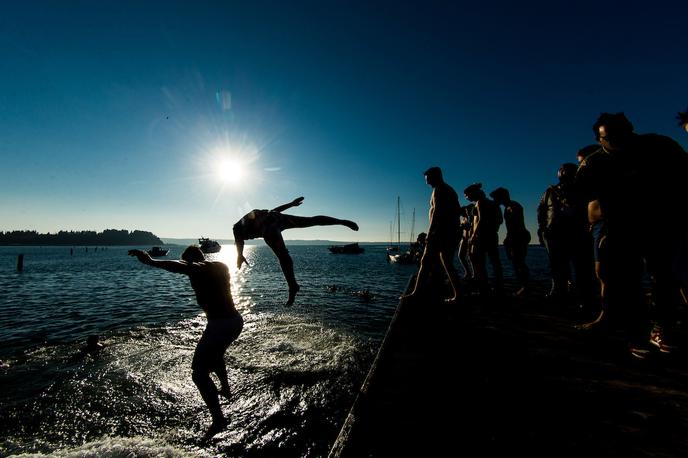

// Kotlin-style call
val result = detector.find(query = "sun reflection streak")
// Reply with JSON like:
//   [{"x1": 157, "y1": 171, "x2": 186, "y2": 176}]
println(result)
[{"x1": 206, "y1": 244, "x2": 256, "y2": 313}]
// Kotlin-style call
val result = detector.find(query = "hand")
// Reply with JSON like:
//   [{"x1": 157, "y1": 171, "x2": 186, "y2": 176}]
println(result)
[
  {"x1": 292, "y1": 196, "x2": 304, "y2": 207},
  {"x1": 237, "y1": 254, "x2": 249, "y2": 269},
  {"x1": 128, "y1": 249, "x2": 148, "y2": 263}
]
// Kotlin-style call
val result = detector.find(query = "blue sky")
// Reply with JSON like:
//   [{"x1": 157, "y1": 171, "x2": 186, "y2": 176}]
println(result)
[{"x1": 1, "y1": 1, "x2": 686, "y2": 242}]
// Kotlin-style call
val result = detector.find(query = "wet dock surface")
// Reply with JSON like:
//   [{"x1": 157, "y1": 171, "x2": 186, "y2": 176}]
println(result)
[{"x1": 331, "y1": 286, "x2": 688, "y2": 457}]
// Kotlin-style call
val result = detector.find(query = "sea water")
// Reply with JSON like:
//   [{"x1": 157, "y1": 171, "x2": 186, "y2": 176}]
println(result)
[{"x1": 0, "y1": 244, "x2": 550, "y2": 457}]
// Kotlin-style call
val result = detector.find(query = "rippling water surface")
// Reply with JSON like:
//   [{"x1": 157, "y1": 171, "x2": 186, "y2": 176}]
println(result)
[
  {"x1": 0, "y1": 244, "x2": 419, "y2": 457},
  {"x1": 0, "y1": 244, "x2": 550, "y2": 457}
]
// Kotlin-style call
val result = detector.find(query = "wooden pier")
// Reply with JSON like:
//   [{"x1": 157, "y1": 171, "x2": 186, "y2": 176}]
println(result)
[{"x1": 330, "y1": 281, "x2": 688, "y2": 456}]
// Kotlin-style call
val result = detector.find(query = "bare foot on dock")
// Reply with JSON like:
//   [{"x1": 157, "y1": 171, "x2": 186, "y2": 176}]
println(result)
[
  {"x1": 444, "y1": 297, "x2": 458, "y2": 305},
  {"x1": 575, "y1": 310, "x2": 608, "y2": 332}
]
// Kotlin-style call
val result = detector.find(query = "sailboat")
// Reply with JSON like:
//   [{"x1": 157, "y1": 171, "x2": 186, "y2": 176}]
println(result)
[
  {"x1": 386, "y1": 196, "x2": 401, "y2": 254},
  {"x1": 387, "y1": 201, "x2": 417, "y2": 265}
]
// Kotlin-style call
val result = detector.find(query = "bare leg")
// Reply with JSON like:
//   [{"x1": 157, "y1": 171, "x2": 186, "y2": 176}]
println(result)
[
  {"x1": 440, "y1": 248, "x2": 461, "y2": 302},
  {"x1": 282, "y1": 214, "x2": 358, "y2": 231},
  {"x1": 214, "y1": 362, "x2": 231, "y2": 399},
  {"x1": 264, "y1": 233, "x2": 300, "y2": 306},
  {"x1": 192, "y1": 364, "x2": 227, "y2": 440},
  {"x1": 401, "y1": 246, "x2": 432, "y2": 300}
]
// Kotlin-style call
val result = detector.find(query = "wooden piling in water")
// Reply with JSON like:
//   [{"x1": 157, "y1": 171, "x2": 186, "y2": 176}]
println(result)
[{"x1": 17, "y1": 254, "x2": 24, "y2": 271}]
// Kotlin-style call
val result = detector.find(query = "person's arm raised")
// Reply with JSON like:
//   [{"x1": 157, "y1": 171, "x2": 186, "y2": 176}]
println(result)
[
  {"x1": 233, "y1": 226, "x2": 250, "y2": 269},
  {"x1": 271, "y1": 196, "x2": 304, "y2": 213},
  {"x1": 128, "y1": 249, "x2": 190, "y2": 275}
]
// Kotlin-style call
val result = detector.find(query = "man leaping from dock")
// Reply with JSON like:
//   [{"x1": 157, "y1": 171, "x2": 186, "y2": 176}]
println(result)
[
  {"x1": 128, "y1": 246, "x2": 243, "y2": 441},
  {"x1": 233, "y1": 196, "x2": 359, "y2": 306}
]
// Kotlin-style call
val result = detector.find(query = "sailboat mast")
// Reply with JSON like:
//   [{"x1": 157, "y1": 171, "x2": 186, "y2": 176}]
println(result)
[
  {"x1": 397, "y1": 196, "x2": 401, "y2": 247},
  {"x1": 410, "y1": 208, "x2": 415, "y2": 245}
]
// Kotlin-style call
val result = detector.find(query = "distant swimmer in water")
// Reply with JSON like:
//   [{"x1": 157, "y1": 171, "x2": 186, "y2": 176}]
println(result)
[
  {"x1": 233, "y1": 196, "x2": 359, "y2": 306},
  {"x1": 69, "y1": 334, "x2": 105, "y2": 362},
  {"x1": 83, "y1": 334, "x2": 104, "y2": 354},
  {"x1": 129, "y1": 246, "x2": 243, "y2": 441}
]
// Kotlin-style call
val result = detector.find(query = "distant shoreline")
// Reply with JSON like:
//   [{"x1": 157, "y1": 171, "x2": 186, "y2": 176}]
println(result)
[{"x1": 0, "y1": 230, "x2": 163, "y2": 246}]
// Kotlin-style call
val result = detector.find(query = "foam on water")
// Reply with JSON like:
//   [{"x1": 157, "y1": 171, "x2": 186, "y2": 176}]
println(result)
[
  {"x1": 7, "y1": 436, "x2": 191, "y2": 457},
  {"x1": 1, "y1": 294, "x2": 376, "y2": 456}
]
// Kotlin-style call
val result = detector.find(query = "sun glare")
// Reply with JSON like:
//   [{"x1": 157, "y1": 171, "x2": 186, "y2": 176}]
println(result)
[{"x1": 218, "y1": 158, "x2": 245, "y2": 185}]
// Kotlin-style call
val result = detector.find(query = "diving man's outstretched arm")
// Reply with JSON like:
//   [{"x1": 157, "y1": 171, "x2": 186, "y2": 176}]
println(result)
[
  {"x1": 271, "y1": 196, "x2": 304, "y2": 213},
  {"x1": 233, "y1": 225, "x2": 250, "y2": 270},
  {"x1": 128, "y1": 249, "x2": 190, "y2": 275}
]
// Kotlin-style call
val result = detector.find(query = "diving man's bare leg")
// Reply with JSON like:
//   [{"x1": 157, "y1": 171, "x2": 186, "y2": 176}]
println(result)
[
  {"x1": 264, "y1": 234, "x2": 300, "y2": 306},
  {"x1": 284, "y1": 215, "x2": 358, "y2": 231}
]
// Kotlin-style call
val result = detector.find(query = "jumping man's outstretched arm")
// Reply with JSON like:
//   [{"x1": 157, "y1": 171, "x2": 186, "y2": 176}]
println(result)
[
  {"x1": 232, "y1": 224, "x2": 250, "y2": 269},
  {"x1": 235, "y1": 238, "x2": 249, "y2": 269},
  {"x1": 271, "y1": 196, "x2": 304, "y2": 213},
  {"x1": 128, "y1": 249, "x2": 190, "y2": 274}
]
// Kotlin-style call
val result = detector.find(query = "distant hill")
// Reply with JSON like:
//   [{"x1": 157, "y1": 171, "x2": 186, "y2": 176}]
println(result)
[
  {"x1": 161, "y1": 238, "x2": 380, "y2": 246},
  {"x1": 0, "y1": 230, "x2": 163, "y2": 246}
]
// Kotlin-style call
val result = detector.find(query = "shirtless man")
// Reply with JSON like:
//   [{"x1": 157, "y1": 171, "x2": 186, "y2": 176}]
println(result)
[
  {"x1": 233, "y1": 197, "x2": 359, "y2": 306},
  {"x1": 129, "y1": 246, "x2": 242, "y2": 440},
  {"x1": 402, "y1": 167, "x2": 462, "y2": 303},
  {"x1": 464, "y1": 183, "x2": 504, "y2": 296},
  {"x1": 490, "y1": 187, "x2": 531, "y2": 295}
]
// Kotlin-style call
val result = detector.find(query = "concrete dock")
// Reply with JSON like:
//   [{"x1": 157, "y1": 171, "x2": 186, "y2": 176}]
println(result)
[{"x1": 330, "y1": 282, "x2": 688, "y2": 457}]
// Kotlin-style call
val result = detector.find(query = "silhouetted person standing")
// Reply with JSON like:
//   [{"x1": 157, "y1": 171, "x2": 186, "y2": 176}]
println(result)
[
  {"x1": 464, "y1": 183, "x2": 503, "y2": 296},
  {"x1": 537, "y1": 162, "x2": 596, "y2": 313},
  {"x1": 233, "y1": 197, "x2": 359, "y2": 306},
  {"x1": 458, "y1": 203, "x2": 475, "y2": 280},
  {"x1": 490, "y1": 187, "x2": 530, "y2": 295},
  {"x1": 577, "y1": 112, "x2": 688, "y2": 356},
  {"x1": 402, "y1": 167, "x2": 462, "y2": 302},
  {"x1": 129, "y1": 246, "x2": 243, "y2": 440}
]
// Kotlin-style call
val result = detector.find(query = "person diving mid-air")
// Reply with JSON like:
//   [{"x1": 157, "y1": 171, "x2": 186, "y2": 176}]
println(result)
[{"x1": 233, "y1": 196, "x2": 359, "y2": 306}]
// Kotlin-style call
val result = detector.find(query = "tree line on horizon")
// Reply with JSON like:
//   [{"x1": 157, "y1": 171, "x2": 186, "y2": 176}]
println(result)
[{"x1": 0, "y1": 229, "x2": 163, "y2": 246}]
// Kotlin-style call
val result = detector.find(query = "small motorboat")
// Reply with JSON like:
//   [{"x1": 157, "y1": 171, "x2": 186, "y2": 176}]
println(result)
[
  {"x1": 387, "y1": 250, "x2": 417, "y2": 265},
  {"x1": 147, "y1": 246, "x2": 169, "y2": 257},
  {"x1": 328, "y1": 242, "x2": 364, "y2": 254},
  {"x1": 199, "y1": 237, "x2": 221, "y2": 254}
]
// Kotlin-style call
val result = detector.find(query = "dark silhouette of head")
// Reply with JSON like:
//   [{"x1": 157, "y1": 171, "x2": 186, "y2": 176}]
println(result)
[
  {"x1": 424, "y1": 167, "x2": 443, "y2": 187},
  {"x1": 182, "y1": 245, "x2": 205, "y2": 263},
  {"x1": 87, "y1": 335, "x2": 99, "y2": 348},
  {"x1": 558, "y1": 163, "x2": 578, "y2": 184},
  {"x1": 84, "y1": 334, "x2": 103, "y2": 353},
  {"x1": 576, "y1": 144, "x2": 599, "y2": 163},
  {"x1": 463, "y1": 183, "x2": 484, "y2": 202},
  {"x1": 593, "y1": 112, "x2": 634, "y2": 151},
  {"x1": 677, "y1": 109, "x2": 688, "y2": 133},
  {"x1": 489, "y1": 187, "x2": 510, "y2": 205}
]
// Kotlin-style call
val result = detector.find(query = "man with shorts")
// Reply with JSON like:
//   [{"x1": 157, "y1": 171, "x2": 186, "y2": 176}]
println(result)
[
  {"x1": 233, "y1": 197, "x2": 359, "y2": 306},
  {"x1": 402, "y1": 167, "x2": 462, "y2": 303},
  {"x1": 129, "y1": 246, "x2": 242, "y2": 440}
]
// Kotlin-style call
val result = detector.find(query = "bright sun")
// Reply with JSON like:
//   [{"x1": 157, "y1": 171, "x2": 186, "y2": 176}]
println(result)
[{"x1": 218, "y1": 158, "x2": 245, "y2": 185}]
